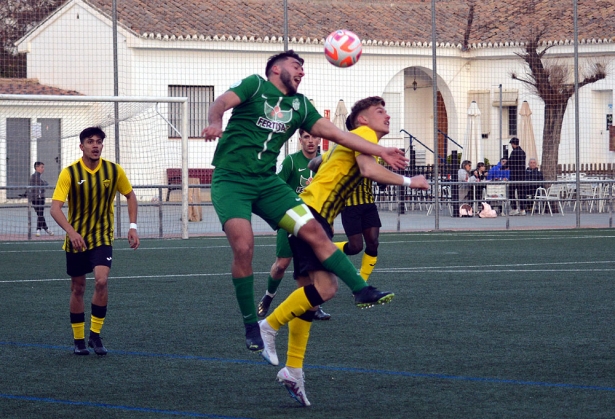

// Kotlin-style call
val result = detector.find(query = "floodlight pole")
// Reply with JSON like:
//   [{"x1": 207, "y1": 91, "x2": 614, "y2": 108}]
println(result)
[
  {"x1": 112, "y1": 0, "x2": 122, "y2": 237},
  {"x1": 431, "y1": 0, "x2": 440, "y2": 229},
  {"x1": 573, "y1": 0, "x2": 581, "y2": 227},
  {"x1": 283, "y1": 0, "x2": 289, "y2": 157},
  {"x1": 499, "y1": 84, "x2": 503, "y2": 159}
]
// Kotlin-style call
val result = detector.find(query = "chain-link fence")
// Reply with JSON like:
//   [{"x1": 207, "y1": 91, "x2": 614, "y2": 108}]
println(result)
[{"x1": 1, "y1": 0, "x2": 614, "y2": 239}]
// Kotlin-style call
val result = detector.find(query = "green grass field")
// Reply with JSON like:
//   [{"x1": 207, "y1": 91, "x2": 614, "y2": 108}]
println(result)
[{"x1": 1, "y1": 230, "x2": 615, "y2": 418}]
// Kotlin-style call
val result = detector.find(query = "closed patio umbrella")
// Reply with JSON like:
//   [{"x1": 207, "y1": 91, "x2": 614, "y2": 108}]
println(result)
[
  {"x1": 333, "y1": 99, "x2": 348, "y2": 131},
  {"x1": 463, "y1": 101, "x2": 483, "y2": 167},
  {"x1": 519, "y1": 100, "x2": 537, "y2": 167}
]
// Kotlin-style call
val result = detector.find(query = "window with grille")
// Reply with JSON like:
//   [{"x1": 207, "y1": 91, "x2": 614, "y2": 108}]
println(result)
[
  {"x1": 508, "y1": 106, "x2": 518, "y2": 137},
  {"x1": 168, "y1": 86, "x2": 214, "y2": 138}
]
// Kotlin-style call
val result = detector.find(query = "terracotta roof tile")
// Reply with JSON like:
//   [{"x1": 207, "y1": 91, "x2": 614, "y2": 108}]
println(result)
[
  {"x1": 81, "y1": 0, "x2": 615, "y2": 47},
  {"x1": 0, "y1": 78, "x2": 83, "y2": 95}
]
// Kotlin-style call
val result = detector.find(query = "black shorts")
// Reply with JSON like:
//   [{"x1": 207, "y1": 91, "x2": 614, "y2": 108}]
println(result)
[
  {"x1": 289, "y1": 208, "x2": 332, "y2": 280},
  {"x1": 66, "y1": 245, "x2": 113, "y2": 277},
  {"x1": 341, "y1": 203, "x2": 382, "y2": 236}
]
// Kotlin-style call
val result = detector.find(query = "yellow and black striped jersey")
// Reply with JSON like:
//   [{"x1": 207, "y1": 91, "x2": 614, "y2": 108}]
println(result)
[
  {"x1": 345, "y1": 177, "x2": 375, "y2": 206},
  {"x1": 300, "y1": 125, "x2": 378, "y2": 226},
  {"x1": 52, "y1": 158, "x2": 132, "y2": 252}
]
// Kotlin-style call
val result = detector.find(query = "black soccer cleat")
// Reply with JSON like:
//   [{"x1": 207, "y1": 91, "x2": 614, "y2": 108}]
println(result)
[
  {"x1": 245, "y1": 322, "x2": 264, "y2": 352},
  {"x1": 313, "y1": 306, "x2": 331, "y2": 321},
  {"x1": 73, "y1": 339, "x2": 90, "y2": 355},
  {"x1": 88, "y1": 334, "x2": 108, "y2": 356},
  {"x1": 353, "y1": 285, "x2": 395, "y2": 309},
  {"x1": 257, "y1": 294, "x2": 275, "y2": 319}
]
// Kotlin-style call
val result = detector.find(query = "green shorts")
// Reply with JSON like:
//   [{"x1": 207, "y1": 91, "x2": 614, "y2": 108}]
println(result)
[
  {"x1": 276, "y1": 228, "x2": 293, "y2": 258},
  {"x1": 211, "y1": 168, "x2": 305, "y2": 230}
]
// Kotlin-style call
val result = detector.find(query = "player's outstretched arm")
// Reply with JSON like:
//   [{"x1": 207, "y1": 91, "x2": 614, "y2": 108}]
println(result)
[
  {"x1": 201, "y1": 91, "x2": 242, "y2": 141},
  {"x1": 309, "y1": 118, "x2": 408, "y2": 170},
  {"x1": 356, "y1": 154, "x2": 429, "y2": 189}
]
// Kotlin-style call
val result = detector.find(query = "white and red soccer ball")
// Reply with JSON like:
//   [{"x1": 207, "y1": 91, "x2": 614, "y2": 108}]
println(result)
[{"x1": 324, "y1": 29, "x2": 362, "y2": 68}]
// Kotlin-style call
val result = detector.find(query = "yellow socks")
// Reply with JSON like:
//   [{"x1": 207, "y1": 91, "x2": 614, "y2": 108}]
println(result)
[
  {"x1": 334, "y1": 241, "x2": 347, "y2": 252},
  {"x1": 360, "y1": 253, "x2": 378, "y2": 281},
  {"x1": 70, "y1": 312, "x2": 85, "y2": 340},
  {"x1": 267, "y1": 285, "x2": 321, "y2": 330},
  {"x1": 71, "y1": 322, "x2": 85, "y2": 340},
  {"x1": 90, "y1": 315, "x2": 105, "y2": 335},
  {"x1": 287, "y1": 316, "x2": 313, "y2": 369}
]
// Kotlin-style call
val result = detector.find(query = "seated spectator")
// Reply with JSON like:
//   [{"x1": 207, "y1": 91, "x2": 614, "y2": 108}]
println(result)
[
  {"x1": 487, "y1": 158, "x2": 510, "y2": 181},
  {"x1": 470, "y1": 162, "x2": 487, "y2": 182},
  {"x1": 457, "y1": 160, "x2": 471, "y2": 200},
  {"x1": 524, "y1": 158, "x2": 544, "y2": 209}
]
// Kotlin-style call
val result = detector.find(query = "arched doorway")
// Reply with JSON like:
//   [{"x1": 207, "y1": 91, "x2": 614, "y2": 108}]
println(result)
[
  {"x1": 400, "y1": 67, "x2": 455, "y2": 165},
  {"x1": 437, "y1": 91, "x2": 448, "y2": 162}
]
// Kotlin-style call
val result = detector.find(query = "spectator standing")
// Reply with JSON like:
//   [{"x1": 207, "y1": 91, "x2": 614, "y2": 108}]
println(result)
[
  {"x1": 502, "y1": 137, "x2": 526, "y2": 215},
  {"x1": 29, "y1": 161, "x2": 54, "y2": 237}
]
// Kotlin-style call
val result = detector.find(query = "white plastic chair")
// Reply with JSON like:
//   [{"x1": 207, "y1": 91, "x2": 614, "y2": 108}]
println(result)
[
  {"x1": 484, "y1": 184, "x2": 508, "y2": 215},
  {"x1": 530, "y1": 187, "x2": 549, "y2": 216},
  {"x1": 573, "y1": 183, "x2": 597, "y2": 213},
  {"x1": 545, "y1": 184, "x2": 566, "y2": 216}
]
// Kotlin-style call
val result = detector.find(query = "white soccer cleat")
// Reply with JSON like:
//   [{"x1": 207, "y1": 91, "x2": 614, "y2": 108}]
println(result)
[
  {"x1": 35, "y1": 229, "x2": 41, "y2": 237},
  {"x1": 259, "y1": 319, "x2": 279, "y2": 366},
  {"x1": 45, "y1": 229, "x2": 54, "y2": 236},
  {"x1": 277, "y1": 367, "x2": 311, "y2": 407}
]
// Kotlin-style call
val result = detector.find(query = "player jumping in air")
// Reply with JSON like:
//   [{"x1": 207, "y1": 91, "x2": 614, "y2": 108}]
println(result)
[{"x1": 201, "y1": 50, "x2": 408, "y2": 354}]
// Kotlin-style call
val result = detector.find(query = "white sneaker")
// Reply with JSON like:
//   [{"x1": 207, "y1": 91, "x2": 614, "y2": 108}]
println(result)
[
  {"x1": 509, "y1": 209, "x2": 519, "y2": 216},
  {"x1": 36, "y1": 229, "x2": 41, "y2": 237},
  {"x1": 519, "y1": 210, "x2": 526, "y2": 216},
  {"x1": 45, "y1": 229, "x2": 54, "y2": 236},
  {"x1": 259, "y1": 319, "x2": 279, "y2": 366},
  {"x1": 277, "y1": 367, "x2": 311, "y2": 407}
]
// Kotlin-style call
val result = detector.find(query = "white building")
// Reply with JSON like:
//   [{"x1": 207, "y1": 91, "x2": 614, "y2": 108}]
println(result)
[{"x1": 3, "y1": 0, "x2": 614, "y2": 195}]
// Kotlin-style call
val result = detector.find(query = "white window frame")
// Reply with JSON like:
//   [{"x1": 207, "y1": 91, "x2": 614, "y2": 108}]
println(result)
[{"x1": 168, "y1": 85, "x2": 214, "y2": 138}]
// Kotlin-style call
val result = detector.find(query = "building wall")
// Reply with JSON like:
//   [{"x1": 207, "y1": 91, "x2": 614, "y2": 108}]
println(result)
[{"x1": 13, "y1": 4, "x2": 615, "y2": 179}]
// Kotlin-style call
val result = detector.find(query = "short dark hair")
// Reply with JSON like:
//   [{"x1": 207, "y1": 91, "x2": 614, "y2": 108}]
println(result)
[
  {"x1": 509, "y1": 137, "x2": 520, "y2": 145},
  {"x1": 345, "y1": 96, "x2": 386, "y2": 130},
  {"x1": 79, "y1": 126, "x2": 106, "y2": 144},
  {"x1": 477, "y1": 162, "x2": 485, "y2": 169},
  {"x1": 265, "y1": 50, "x2": 304, "y2": 78},
  {"x1": 34, "y1": 161, "x2": 44, "y2": 169}
]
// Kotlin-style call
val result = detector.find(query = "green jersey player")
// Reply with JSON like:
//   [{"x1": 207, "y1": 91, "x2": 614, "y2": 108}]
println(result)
[{"x1": 202, "y1": 50, "x2": 408, "y2": 354}]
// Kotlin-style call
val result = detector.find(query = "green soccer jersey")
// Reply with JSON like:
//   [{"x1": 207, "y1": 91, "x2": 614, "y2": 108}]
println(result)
[
  {"x1": 277, "y1": 149, "x2": 319, "y2": 194},
  {"x1": 212, "y1": 74, "x2": 322, "y2": 175}
]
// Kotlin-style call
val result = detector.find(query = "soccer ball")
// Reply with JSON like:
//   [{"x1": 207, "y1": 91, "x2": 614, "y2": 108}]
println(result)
[{"x1": 324, "y1": 29, "x2": 362, "y2": 68}]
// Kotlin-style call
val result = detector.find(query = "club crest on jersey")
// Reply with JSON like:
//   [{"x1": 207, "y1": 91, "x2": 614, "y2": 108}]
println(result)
[
  {"x1": 296, "y1": 175, "x2": 313, "y2": 193},
  {"x1": 103, "y1": 179, "x2": 111, "y2": 188},
  {"x1": 292, "y1": 98, "x2": 300, "y2": 111},
  {"x1": 256, "y1": 99, "x2": 293, "y2": 133}
]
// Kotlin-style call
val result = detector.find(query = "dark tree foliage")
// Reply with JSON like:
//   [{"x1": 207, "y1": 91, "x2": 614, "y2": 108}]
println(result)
[
  {"x1": 0, "y1": 0, "x2": 67, "y2": 78},
  {"x1": 512, "y1": 32, "x2": 607, "y2": 181}
]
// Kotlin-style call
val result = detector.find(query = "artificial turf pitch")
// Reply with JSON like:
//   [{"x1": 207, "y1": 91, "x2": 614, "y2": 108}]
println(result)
[{"x1": 1, "y1": 229, "x2": 614, "y2": 418}]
